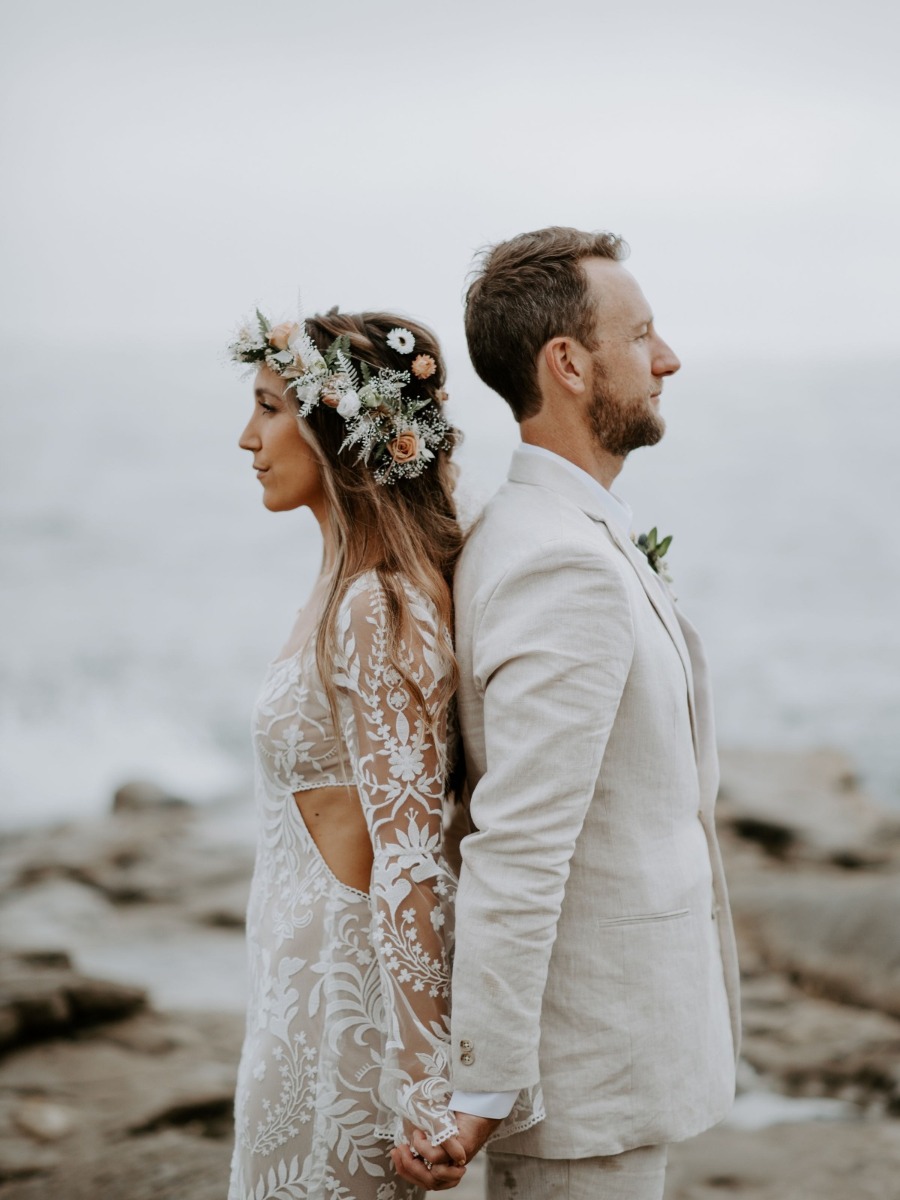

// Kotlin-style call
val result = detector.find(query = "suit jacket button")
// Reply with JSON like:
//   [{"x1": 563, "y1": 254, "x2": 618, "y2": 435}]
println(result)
[
  {"x1": 459, "y1": 1039, "x2": 473, "y2": 1051},
  {"x1": 460, "y1": 1052, "x2": 474, "y2": 1065}
]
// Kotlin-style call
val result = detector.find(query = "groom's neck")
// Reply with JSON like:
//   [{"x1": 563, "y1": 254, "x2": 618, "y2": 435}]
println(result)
[{"x1": 519, "y1": 422, "x2": 624, "y2": 491}]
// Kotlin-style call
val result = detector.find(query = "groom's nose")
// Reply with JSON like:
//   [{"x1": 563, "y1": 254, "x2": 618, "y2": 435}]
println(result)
[{"x1": 653, "y1": 336, "x2": 680, "y2": 377}]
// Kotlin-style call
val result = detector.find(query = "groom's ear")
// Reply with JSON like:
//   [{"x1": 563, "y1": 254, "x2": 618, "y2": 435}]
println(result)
[{"x1": 540, "y1": 336, "x2": 590, "y2": 398}]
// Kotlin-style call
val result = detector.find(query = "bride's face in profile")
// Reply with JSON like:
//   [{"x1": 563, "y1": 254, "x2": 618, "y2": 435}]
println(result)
[{"x1": 239, "y1": 366, "x2": 326, "y2": 514}]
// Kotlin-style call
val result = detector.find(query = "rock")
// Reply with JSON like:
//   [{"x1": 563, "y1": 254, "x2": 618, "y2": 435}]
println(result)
[
  {"x1": 187, "y1": 879, "x2": 249, "y2": 929},
  {"x1": 13, "y1": 1100, "x2": 76, "y2": 1142},
  {"x1": 718, "y1": 748, "x2": 900, "y2": 866},
  {"x1": 0, "y1": 951, "x2": 146, "y2": 1053},
  {"x1": 2, "y1": 807, "x2": 253, "y2": 906},
  {"x1": 0, "y1": 1008, "x2": 21, "y2": 1046},
  {"x1": 0, "y1": 1136, "x2": 60, "y2": 1184},
  {"x1": 739, "y1": 973, "x2": 900, "y2": 1111},
  {"x1": 5, "y1": 809, "x2": 194, "y2": 902},
  {"x1": 0, "y1": 1009, "x2": 243, "y2": 1199},
  {"x1": 731, "y1": 871, "x2": 900, "y2": 1019},
  {"x1": 112, "y1": 780, "x2": 190, "y2": 814},
  {"x1": 740, "y1": 973, "x2": 900, "y2": 1084},
  {"x1": 0, "y1": 1128, "x2": 230, "y2": 1200},
  {"x1": 664, "y1": 1118, "x2": 900, "y2": 1199},
  {"x1": 128, "y1": 1061, "x2": 238, "y2": 1138},
  {"x1": 0, "y1": 879, "x2": 115, "y2": 953}
]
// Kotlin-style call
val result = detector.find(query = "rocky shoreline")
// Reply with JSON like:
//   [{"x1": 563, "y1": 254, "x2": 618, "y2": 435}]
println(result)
[{"x1": 1, "y1": 752, "x2": 899, "y2": 1199}]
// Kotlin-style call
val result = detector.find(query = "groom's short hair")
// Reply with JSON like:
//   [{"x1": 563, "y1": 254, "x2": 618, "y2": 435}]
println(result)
[{"x1": 465, "y1": 226, "x2": 628, "y2": 421}]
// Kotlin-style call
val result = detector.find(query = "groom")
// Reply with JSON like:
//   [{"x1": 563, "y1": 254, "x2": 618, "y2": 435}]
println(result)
[{"x1": 394, "y1": 227, "x2": 740, "y2": 1199}]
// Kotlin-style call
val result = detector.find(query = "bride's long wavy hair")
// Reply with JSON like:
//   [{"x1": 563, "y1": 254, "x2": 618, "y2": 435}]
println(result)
[{"x1": 297, "y1": 308, "x2": 464, "y2": 733}]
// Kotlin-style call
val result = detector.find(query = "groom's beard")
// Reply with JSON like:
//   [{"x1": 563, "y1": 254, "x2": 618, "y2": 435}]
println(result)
[{"x1": 588, "y1": 357, "x2": 665, "y2": 458}]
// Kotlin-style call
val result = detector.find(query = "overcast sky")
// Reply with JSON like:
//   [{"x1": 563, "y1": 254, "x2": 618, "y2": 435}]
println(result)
[{"x1": 2, "y1": 0, "x2": 898, "y2": 364}]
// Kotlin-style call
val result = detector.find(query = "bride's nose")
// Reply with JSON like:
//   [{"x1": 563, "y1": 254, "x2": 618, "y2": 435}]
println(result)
[{"x1": 239, "y1": 420, "x2": 260, "y2": 451}]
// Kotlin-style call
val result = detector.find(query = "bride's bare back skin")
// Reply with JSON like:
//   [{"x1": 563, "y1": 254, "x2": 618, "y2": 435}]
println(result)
[{"x1": 293, "y1": 785, "x2": 374, "y2": 893}]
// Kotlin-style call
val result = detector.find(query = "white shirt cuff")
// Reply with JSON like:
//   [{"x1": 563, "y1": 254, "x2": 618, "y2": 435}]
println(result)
[{"x1": 449, "y1": 1089, "x2": 519, "y2": 1120}]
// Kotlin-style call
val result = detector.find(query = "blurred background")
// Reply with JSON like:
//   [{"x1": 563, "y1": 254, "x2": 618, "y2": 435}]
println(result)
[{"x1": 2, "y1": 0, "x2": 899, "y2": 826}]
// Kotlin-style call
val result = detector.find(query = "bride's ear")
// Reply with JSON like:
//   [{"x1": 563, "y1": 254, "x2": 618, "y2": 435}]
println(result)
[{"x1": 539, "y1": 336, "x2": 590, "y2": 397}]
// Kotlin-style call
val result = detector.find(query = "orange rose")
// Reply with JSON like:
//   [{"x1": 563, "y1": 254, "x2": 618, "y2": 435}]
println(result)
[
  {"x1": 388, "y1": 432, "x2": 421, "y2": 464},
  {"x1": 268, "y1": 321, "x2": 299, "y2": 351},
  {"x1": 411, "y1": 354, "x2": 437, "y2": 380}
]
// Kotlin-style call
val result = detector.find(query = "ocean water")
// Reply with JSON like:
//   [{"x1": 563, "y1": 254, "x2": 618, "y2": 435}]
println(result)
[{"x1": 2, "y1": 341, "x2": 898, "y2": 826}]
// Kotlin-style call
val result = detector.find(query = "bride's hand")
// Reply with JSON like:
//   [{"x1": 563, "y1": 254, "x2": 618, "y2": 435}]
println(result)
[{"x1": 391, "y1": 1129, "x2": 467, "y2": 1191}]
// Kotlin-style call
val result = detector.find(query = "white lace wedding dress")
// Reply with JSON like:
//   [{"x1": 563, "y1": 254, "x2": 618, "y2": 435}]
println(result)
[{"x1": 229, "y1": 574, "x2": 459, "y2": 1200}]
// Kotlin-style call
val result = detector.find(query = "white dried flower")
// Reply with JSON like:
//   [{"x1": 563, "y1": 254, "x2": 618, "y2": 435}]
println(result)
[
  {"x1": 294, "y1": 378, "x2": 321, "y2": 412},
  {"x1": 337, "y1": 390, "x2": 361, "y2": 419},
  {"x1": 288, "y1": 328, "x2": 326, "y2": 375},
  {"x1": 386, "y1": 327, "x2": 415, "y2": 354}
]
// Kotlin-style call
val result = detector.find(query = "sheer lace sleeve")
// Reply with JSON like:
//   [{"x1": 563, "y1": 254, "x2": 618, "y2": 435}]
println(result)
[{"x1": 333, "y1": 576, "x2": 459, "y2": 1147}]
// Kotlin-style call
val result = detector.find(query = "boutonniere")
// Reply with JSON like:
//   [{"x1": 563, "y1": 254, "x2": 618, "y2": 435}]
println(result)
[{"x1": 631, "y1": 527, "x2": 674, "y2": 585}]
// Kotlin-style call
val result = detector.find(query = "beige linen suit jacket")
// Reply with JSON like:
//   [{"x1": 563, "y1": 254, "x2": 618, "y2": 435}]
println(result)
[{"x1": 450, "y1": 448, "x2": 740, "y2": 1158}]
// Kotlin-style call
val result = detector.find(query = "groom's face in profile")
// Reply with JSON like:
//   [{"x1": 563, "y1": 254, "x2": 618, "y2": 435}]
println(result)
[{"x1": 580, "y1": 258, "x2": 681, "y2": 458}]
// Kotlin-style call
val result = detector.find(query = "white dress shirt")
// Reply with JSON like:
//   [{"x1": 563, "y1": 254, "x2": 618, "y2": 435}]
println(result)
[{"x1": 517, "y1": 443, "x2": 633, "y2": 536}]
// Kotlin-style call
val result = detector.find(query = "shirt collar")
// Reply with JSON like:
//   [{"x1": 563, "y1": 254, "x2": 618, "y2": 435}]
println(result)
[{"x1": 518, "y1": 444, "x2": 633, "y2": 538}]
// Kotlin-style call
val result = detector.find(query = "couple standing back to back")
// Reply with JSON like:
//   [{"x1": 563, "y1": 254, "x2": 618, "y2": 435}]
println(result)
[{"x1": 229, "y1": 226, "x2": 740, "y2": 1200}]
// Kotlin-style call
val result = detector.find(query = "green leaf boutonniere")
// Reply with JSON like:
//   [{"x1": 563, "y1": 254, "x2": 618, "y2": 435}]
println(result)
[{"x1": 631, "y1": 527, "x2": 674, "y2": 585}]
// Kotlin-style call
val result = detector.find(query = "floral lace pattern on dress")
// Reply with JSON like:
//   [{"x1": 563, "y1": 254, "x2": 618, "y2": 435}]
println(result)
[
  {"x1": 230, "y1": 575, "x2": 459, "y2": 1200},
  {"x1": 254, "y1": 643, "x2": 351, "y2": 795}
]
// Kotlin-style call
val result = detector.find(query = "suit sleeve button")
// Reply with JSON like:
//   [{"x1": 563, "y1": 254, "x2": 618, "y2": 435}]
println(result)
[
  {"x1": 459, "y1": 1039, "x2": 473, "y2": 1051},
  {"x1": 460, "y1": 1052, "x2": 474, "y2": 1065}
]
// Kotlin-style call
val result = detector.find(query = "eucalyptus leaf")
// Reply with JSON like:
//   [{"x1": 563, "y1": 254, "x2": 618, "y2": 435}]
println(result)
[{"x1": 634, "y1": 527, "x2": 674, "y2": 581}]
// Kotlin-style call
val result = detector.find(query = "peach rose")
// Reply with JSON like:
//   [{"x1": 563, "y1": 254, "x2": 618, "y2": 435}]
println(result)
[
  {"x1": 388, "y1": 432, "x2": 422, "y2": 464},
  {"x1": 268, "y1": 321, "x2": 299, "y2": 351},
  {"x1": 411, "y1": 354, "x2": 437, "y2": 380},
  {"x1": 319, "y1": 379, "x2": 342, "y2": 408}
]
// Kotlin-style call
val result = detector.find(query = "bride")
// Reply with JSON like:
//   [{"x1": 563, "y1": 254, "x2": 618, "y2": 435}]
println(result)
[{"x1": 227, "y1": 306, "x2": 468, "y2": 1199}]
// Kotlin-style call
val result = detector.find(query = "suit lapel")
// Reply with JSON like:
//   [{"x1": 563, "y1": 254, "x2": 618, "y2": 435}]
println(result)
[
  {"x1": 602, "y1": 523, "x2": 699, "y2": 755},
  {"x1": 506, "y1": 448, "x2": 700, "y2": 759},
  {"x1": 673, "y1": 608, "x2": 719, "y2": 806}
]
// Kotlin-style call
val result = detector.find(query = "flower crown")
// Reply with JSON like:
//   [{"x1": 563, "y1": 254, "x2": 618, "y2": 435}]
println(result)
[{"x1": 229, "y1": 308, "x2": 454, "y2": 484}]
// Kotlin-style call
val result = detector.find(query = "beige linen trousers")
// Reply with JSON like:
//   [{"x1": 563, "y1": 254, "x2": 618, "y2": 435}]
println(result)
[{"x1": 450, "y1": 448, "x2": 741, "y2": 1160}]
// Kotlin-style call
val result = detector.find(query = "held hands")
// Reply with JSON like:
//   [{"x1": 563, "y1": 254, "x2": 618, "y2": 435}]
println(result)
[{"x1": 391, "y1": 1113, "x2": 501, "y2": 1191}]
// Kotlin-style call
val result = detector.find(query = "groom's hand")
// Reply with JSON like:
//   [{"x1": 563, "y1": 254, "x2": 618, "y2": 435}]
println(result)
[{"x1": 450, "y1": 1111, "x2": 501, "y2": 1159}]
